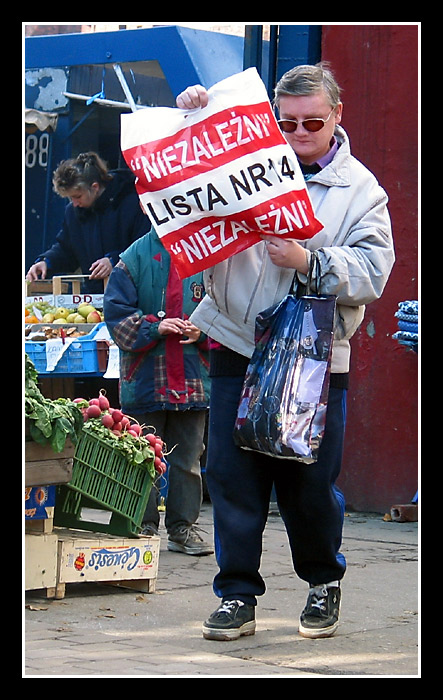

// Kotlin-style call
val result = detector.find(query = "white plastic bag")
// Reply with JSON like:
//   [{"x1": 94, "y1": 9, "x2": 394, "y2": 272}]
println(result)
[{"x1": 121, "y1": 68, "x2": 323, "y2": 279}]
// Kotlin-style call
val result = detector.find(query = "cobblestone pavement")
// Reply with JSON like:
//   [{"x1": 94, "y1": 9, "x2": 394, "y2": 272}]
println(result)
[{"x1": 24, "y1": 504, "x2": 419, "y2": 677}]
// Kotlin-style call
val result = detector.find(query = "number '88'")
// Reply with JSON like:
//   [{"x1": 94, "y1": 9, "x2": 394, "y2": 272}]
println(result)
[{"x1": 25, "y1": 133, "x2": 50, "y2": 168}]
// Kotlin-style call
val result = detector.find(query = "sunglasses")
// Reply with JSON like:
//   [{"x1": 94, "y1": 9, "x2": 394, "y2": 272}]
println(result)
[{"x1": 277, "y1": 108, "x2": 335, "y2": 133}]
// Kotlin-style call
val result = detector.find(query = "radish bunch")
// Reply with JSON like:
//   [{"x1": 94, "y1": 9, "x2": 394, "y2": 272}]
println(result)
[{"x1": 74, "y1": 391, "x2": 167, "y2": 475}]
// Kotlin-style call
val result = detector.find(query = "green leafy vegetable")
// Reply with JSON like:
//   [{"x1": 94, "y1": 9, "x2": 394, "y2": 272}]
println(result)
[{"x1": 25, "y1": 353, "x2": 84, "y2": 453}]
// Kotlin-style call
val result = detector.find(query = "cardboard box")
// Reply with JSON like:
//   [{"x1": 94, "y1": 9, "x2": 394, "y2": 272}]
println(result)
[
  {"x1": 25, "y1": 485, "x2": 56, "y2": 520},
  {"x1": 56, "y1": 528, "x2": 160, "y2": 595}
]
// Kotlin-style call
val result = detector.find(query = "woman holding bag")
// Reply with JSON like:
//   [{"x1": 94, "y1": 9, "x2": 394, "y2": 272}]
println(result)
[{"x1": 177, "y1": 62, "x2": 395, "y2": 641}]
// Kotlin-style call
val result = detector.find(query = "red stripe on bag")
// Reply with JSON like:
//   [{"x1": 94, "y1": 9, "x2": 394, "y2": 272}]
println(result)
[
  {"x1": 124, "y1": 101, "x2": 286, "y2": 193},
  {"x1": 160, "y1": 189, "x2": 322, "y2": 278}
]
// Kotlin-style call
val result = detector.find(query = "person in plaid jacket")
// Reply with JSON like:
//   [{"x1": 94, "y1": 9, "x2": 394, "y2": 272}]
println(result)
[{"x1": 104, "y1": 228, "x2": 213, "y2": 555}]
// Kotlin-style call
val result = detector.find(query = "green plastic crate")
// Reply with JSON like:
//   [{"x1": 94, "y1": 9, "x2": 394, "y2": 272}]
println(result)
[{"x1": 54, "y1": 428, "x2": 154, "y2": 537}]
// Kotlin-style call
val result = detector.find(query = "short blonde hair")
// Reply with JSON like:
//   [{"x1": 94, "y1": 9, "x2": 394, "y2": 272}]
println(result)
[{"x1": 274, "y1": 62, "x2": 342, "y2": 109}]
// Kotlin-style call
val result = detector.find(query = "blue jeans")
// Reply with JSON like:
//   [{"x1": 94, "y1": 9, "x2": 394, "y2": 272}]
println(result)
[
  {"x1": 206, "y1": 376, "x2": 347, "y2": 605},
  {"x1": 132, "y1": 409, "x2": 207, "y2": 534}
]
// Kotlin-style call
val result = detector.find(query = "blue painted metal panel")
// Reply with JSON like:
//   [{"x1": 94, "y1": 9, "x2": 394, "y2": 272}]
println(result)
[
  {"x1": 25, "y1": 116, "x2": 71, "y2": 271},
  {"x1": 25, "y1": 26, "x2": 244, "y2": 96},
  {"x1": 276, "y1": 25, "x2": 322, "y2": 80}
]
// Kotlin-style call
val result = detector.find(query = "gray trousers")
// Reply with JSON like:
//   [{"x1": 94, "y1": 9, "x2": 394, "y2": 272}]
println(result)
[{"x1": 131, "y1": 409, "x2": 207, "y2": 533}]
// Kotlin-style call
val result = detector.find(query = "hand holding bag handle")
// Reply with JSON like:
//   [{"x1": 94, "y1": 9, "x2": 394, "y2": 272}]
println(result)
[{"x1": 293, "y1": 250, "x2": 321, "y2": 298}]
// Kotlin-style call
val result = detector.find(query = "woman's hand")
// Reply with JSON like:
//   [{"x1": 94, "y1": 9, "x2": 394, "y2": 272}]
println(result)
[
  {"x1": 179, "y1": 321, "x2": 202, "y2": 344},
  {"x1": 261, "y1": 236, "x2": 309, "y2": 274},
  {"x1": 158, "y1": 318, "x2": 201, "y2": 344},
  {"x1": 89, "y1": 257, "x2": 113, "y2": 279},
  {"x1": 176, "y1": 85, "x2": 209, "y2": 110},
  {"x1": 26, "y1": 260, "x2": 47, "y2": 282}
]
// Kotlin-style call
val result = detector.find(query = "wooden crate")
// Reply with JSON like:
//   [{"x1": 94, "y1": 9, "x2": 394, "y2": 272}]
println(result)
[
  {"x1": 25, "y1": 439, "x2": 74, "y2": 488},
  {"x1": 26, "y1": 279, "x2": 68, "y2": 294},
  {"x1": 54, "y1": 528, "x2": 160, "y2": 599},
  {"x1": 25, "y1": 533, "x2": 59, "y2": 596},
  {"x1": 25, "y1": 432, "x2": 74, "y2": 534}
]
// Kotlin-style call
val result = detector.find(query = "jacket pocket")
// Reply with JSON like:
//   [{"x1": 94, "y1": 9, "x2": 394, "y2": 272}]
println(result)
[{"x1": 334, "y1": 304, "x2": 365, "y2": 341}]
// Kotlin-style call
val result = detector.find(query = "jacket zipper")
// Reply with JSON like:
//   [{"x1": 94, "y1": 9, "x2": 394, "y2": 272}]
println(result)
[{"x1": 243, "y1": 245, "x2": 268, "y2": 324}]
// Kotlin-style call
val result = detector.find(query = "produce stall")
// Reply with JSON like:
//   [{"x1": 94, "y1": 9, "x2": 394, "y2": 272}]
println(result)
[
  {"x1": 25, "y1": 315, "x2": 164, "y2": 598},
  {"x1": 25, "y1": 275, "x2": 114, "y2": 379}
]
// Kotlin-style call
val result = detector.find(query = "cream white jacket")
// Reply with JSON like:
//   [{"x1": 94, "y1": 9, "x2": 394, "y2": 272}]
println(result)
[{"x1": 190, "y1": 126, "x2": 395, "y2": 374}]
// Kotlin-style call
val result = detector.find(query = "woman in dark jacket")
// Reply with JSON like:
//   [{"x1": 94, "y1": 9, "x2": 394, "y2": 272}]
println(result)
[{"x1": 26, "y1": 152, "x2": 150, "y2": 293}]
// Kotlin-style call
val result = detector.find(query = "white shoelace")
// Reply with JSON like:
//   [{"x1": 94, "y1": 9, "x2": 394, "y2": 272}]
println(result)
[{"x1": 218, "y1": 600, "x2": 244, "y2": 613}]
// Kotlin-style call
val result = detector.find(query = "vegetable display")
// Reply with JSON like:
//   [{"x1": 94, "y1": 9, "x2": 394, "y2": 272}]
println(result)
[
  {"x1": 25, "y1": 354, "x2": 166, "y2": 482},
  {"x1": 74, "y1": 390, "x2": 167, "y2": 479},
  {"x1": 25, "y1": 353, "x2": 84, "y2": 453}
]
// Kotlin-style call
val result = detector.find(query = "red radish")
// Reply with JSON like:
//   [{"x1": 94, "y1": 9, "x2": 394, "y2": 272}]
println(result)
[
  {"x1": 86, "y1": 404, "x2": 101, "y2": 418},
  {"x1": 113, "y1": 421, "x2": 123, "y2": 432},
  {"x1": 73, "y1": 397, "x2": 86, "y2": 403},
  {"x1": 154, "y1": 456, "x2": 166, "y2": 474},
  {"x1": 130, "y1": 424, "x2": 143, "y2": 436},
  {"x1": 89, "y1": 398, "x2": 100, "y2": 406},
  {"x1": 145, "y1": 432, "x2": 156, "y2": 444},
  {"x1": 121, "y1": 416, "x2": 130, "y2": 429},
  {"x1": 154, "y1": 441, "x2": 164, "y2": 457},
  {"x1": 101, "y1": 413, "x2": 114, "y2": 429},
  {"x1": 112, "y1": 429, "x2": 121, "y2": 436},
  {"x1": 98, "y1": 393, "x2": 110, "y2": 411},
  {"x1": 127, "y1": 429, "x2": 139, "y2": 438},
  {"x1": 111, "y1": 409, "x2": 123, "y2": 423}
]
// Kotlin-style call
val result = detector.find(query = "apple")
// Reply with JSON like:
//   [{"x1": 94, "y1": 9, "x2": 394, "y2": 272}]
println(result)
[
  {"x1": 77, "y1": 304, "x2": 96, "y2": 319},
  {"x1": 55, "y1": 307, "x2": 70, "y2": 319},
  {"x1": 66, "y1": 313, "x2": 78, "y2": 323},
  {"x1": 86, "y1": 310, "x2": 102, "y2": 324},
  {"x1": 73, "y1": 314, "x2": 86, "y2": 323},
  {"x1": 42, "y1": 313, "x2": 55, "y2": 323}
]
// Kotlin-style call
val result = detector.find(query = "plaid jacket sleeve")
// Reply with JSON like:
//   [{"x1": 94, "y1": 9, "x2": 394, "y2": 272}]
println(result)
[{"x1": 103, "y1": 261, "x2": 161, "y2": 353}]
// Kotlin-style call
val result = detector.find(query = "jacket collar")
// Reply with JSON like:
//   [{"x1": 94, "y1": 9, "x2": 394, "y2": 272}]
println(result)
[{"x1": 307, "y1": 126, "x2": 351, "y2": 187}]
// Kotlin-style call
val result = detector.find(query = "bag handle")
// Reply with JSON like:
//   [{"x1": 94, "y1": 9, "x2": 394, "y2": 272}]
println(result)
[
  {"x1": 305, "y1": 250, "x2": 321, "y2": 296},
  {"x1": 291, "y1": 250, "x2": 321, "y2": 297}
]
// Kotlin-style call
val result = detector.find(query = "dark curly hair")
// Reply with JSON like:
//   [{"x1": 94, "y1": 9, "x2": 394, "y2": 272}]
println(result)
[{"x1": 52, "y1": 152, "x2": 112, "y2": 197}]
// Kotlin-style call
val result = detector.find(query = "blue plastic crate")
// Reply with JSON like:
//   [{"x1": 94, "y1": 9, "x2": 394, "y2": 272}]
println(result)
[{"x1": 25, "y1": 323, "x2": 105, "y2": 375}]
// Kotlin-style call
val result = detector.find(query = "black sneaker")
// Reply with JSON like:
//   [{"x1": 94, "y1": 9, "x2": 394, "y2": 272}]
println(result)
[
  {"x1": 299, "y1": 583, "x2": 341, "y2": 639},
  {"x1": 202, "y1": 599, "x2": 256, "y2": 641}
]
